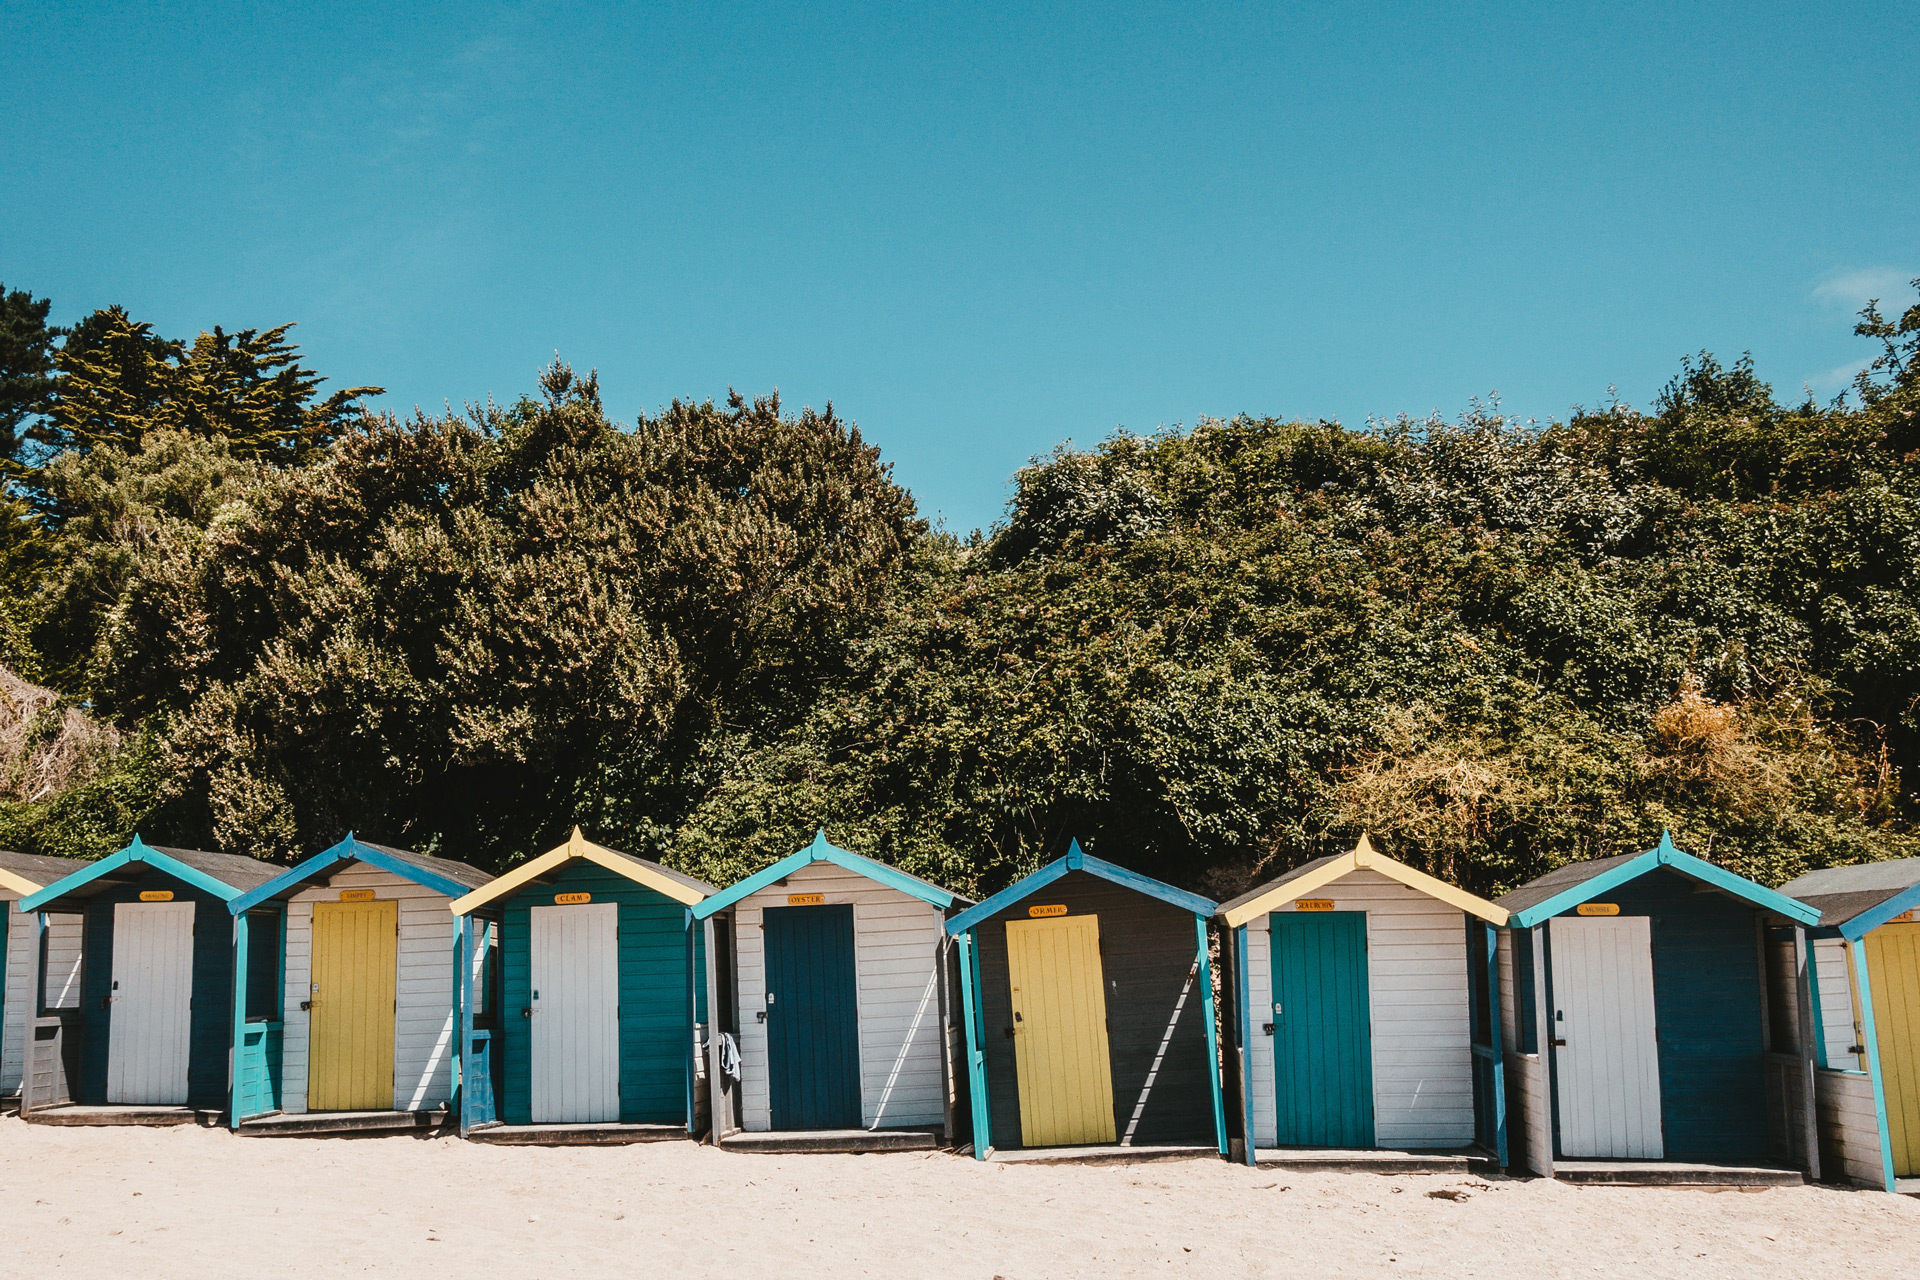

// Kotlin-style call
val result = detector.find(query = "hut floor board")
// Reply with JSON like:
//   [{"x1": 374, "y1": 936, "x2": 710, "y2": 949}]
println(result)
[
  {"x1": 466, "y1": 1123, "x2": 689, "y2": 1146},
  {"x1": 1894, "y1": 1179, "x2": 1920, "y2": 1198},
  {"x1": 1551, "y1": 1161, "x2": 1804, "y2": 1188},
  {"x1": 237, "y1": 1110, "x2": 446, "y2": 1137},
  {"x1": 719, "y1": 1128, "x2": 941, "y2": 1154},
  {"x1": 22, "y1": 1105, "x2": 221, "y2": 1127},
  {"x1": 1252, "y1": 1147, "x2": 1492, "y2": 1175},
  {"x1": 988, "y1": 1144, "x2": 1219, "y2": 1166}
]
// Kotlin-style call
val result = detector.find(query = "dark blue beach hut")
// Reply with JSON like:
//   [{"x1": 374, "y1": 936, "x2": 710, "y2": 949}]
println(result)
[
  {"x1": 946, "y1": 840, "x2": 1226, "y2": 1159},
  {"x1": 1494, "y1": 833, "x2": 1822, "y2": 1182},
  {"x1": 14, "y1": 836, "x2": 276, "y2": 1121}
]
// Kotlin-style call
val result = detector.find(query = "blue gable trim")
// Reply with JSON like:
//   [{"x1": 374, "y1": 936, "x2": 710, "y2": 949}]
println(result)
[
  {"x1": 229, "y1": 833, "x2": 470, "y2": 913},
  {"x1": 945, "y1": 839, "x2": 1216, "y2": 935},
  {"x1": 19, "y1": 834, "x2": 247, "y2": 911},
  {"x1": 692, "y1": 831, "x2": 957, "y2": 920},
  {"x1": 1509, "y1": 833, "x2": 1821, "y2": 929},
  {"x1": 1836, "y1": 880, "x2": 1920, "y2": 941}
]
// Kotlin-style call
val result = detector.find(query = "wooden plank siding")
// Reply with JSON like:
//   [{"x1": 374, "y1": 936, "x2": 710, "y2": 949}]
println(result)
[
  {"x1": 975, "y1": 870, "x2": 1212, "y2": 1150},
  {"x1": 2, "y1": 901, "x2": 30, "y2": 1095},
  {"x1": 1816, "y1": 1067, "x2": 1890, "y2": 1188},
  {"x1": 732, "y1": 859, "x2": 950, "y2": 1133},
  {"x1": 1812, "y1": 937, "x2": 1864, "y2": 1069},
  {"x1": 1498, "y1": 926, "x2": 1554, "y2": 1175},
  {"x1": 1245, "y1": 869, "x2": 1476, "y2": 1149},
  {"x1": 499, "y1": 861, "x2": 691, "y2": 1126},
  {"x1": 280, "y1": 863, "x2": 458, "y2": 1114}
]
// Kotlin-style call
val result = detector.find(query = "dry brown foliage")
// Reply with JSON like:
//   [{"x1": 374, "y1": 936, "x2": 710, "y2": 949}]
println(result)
[{"x1": 0, "y1": 665, "x2": 122, "y2": 803}]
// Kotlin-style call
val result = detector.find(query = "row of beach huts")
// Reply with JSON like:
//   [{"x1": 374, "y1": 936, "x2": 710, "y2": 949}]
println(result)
[{"x1": 1, "y1": 827, "x2": 1916, "y2": 1192}]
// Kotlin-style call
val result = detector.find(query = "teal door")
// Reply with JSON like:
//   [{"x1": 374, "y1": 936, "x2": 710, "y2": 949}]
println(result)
[
  {"x1": 763, "y1": 905, "x2": 862, "y2": 1130},
  {"x1": 1270, "y1": 911, "x2": 1375, "y2": 1146}
]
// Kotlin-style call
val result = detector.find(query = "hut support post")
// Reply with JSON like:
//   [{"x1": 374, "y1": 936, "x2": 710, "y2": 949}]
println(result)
[
  {"x1": 1791, "y1": 924, "x2": 1820, "y2": 1180},
  {"x1": 685, "y1": 908, "x2": 698, "y2": 1137},
  {"x1": 1235, "y1": 923, "x2": 1255, "y2": 1165},
  {"x1": 1481, "y1": 920, "x2": 1508, "y2": 1170},
  {"x1": 1195, "y1": 914, "x2": 1227, "y2": 1157},
  {"x1": 956, "y1": 928, "x2": 991, "y2": 1159},
  {"x1": 456, "y1": 914, "x2": 474, "y2": 1136},
  {"x1": 1850, "y1": 941, "x2": 1897, "y2": 1192},
  {"x1": 1805, "y1": 940, "x2": 1828, "y2": 1069},
  {"x1": 228, "y1": 909, "x2": 250, "y2": 1131}
]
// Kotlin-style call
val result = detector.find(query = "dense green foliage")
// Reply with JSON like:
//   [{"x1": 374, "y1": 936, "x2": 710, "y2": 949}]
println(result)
[{"x1": 0, "y1": 282, "x2": 1916, "y2": 901}]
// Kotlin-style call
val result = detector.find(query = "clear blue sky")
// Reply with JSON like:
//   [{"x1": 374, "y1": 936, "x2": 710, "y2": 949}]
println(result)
[{"x1": 3, "y1": 2, "x2": 1915, "y2": 531}]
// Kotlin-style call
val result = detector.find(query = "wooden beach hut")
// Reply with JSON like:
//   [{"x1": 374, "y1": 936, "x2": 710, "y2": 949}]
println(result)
[
  {"x1": 1493, "y1": 833, "x2": 1823, "y2": 1184},
  {"x1": 14, "y1": 836, "x2": 276, "y2": 1122},
  {"x1": 693, "y1": 830, "x2": 969, "y2": 1152},
  {"x1": 2, "y1": 852, "x2": 91, "y2": 1103},
  {"x1": 449, "y1": 827, "x2": 714, "y2": 1143},
  {"x1": 946, "y1": 839, "x2": 1226, "y2": 1160},
  {"x1": 1777, "y1": 856, "x2": 1920, "y2": 1193},
  {"x1": 1213, "y1": 834, "x2": 1510, "y2": 1169},
  {"x1": 224, "y1": 833, "x2": 494, "y2": 1135}
]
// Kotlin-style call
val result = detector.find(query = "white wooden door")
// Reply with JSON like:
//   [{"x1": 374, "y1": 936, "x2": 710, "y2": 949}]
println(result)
[
  {"x1": 107, "y1": 901, "x2": 196, "y2": 1105},
  {"x1": 1550, "y1": 915, "x2": 1663, "y2": 1158},
  {"x1": 530, "y1": 903, "x2": 619, "y2": 1123}
]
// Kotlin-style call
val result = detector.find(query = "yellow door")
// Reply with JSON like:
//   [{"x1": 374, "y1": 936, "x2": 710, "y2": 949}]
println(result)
[
  {"x1": 309, "y1": 899, "x2": 397, "y2": 1111},
  {"x1": 1866, "y1": 922, "x2": 1920, "y2": 1176},
  {"x1": 1006, "y1": 914, "x2": 1115, "y2": 1146}
]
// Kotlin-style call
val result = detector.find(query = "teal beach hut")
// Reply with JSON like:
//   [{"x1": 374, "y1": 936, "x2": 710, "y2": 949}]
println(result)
[
  {"x1": 1493, "y1": 833, "x2": 1823, "y2": 1182},
  {"x1": 14, "y1": 836, "x2": 276, "y2": 1122},
  {"x1": 450, "y1": 828, "x2": 713, "y2": 1142}
]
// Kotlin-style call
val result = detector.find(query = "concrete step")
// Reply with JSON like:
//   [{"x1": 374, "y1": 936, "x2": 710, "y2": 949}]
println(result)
[
  {"x1": 1553, "y1": 1161, "x2": 1804, "y2": 1187},
  {"x1": 719, "y1": 1128, "x2": 941, "y2": 1155},
  {"x1": 467, "y1": 1123, "x2": 689, "y2": 1146},
  {"x1": 989, "y1": 1144, "x2": 1219, "y2": 1166},
  {"x1": 238, "y1": 1110, "x2": 446, "y2": 1137},
  {"x1": 23, "y1": 1105, "x2": 222, "y2": 1127},
  {"x1": 1254, "y1": 1148, "x2": 1484, "y2": 1175}
]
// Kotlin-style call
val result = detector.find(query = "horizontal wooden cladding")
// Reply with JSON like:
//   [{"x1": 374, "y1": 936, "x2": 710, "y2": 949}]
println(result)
[
  {"x1": 1815, "y1": 1067, "x2": 1887, "y2": 1188},
  {"x1": 977, "y1": 870, "x2": 1211, "y2": 1149},
  {"x1": 1811, "y1": 937, "x2": 1861, "y2": 1069}
]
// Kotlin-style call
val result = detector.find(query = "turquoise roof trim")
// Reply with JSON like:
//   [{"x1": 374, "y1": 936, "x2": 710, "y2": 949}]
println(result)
[
  {"x1": 692, "y1": 830, "x2": 959, "y2": 919},
  {"x1": 229, "y1": 833, "x2": 473, "y2": 914},
  {"x1": 945, "y1": 839, "x2": 1216, "y2": 935},
  {"x1": 19, "y1": 834, "x2": 249, "y2": 911},
  {"x1": 1508, "y1": 832, "x2": 1821, "y2": 929},
  {"x1": 1835, "y1": 881, "x2": 1920, "y2": 942}
]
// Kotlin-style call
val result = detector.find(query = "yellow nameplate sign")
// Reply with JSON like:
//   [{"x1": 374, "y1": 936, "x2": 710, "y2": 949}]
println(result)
[
  {"x1": 139, "y1": 890, "x2": 174, "y2": 902},
  {"x1": 787, "y1": 893, "x2": 824, "y2": 906},
  {"x1": 340, "y1": 889, "x2": 376, "y2": 902},
  {"x1": 1577, "y1": 903, "x2": 1620, "y2": 916},
  {"x1": 1029, "y1": 904, "x2": 1068, "y2": 917},
  {"x1": 555, "y1": 892, "x2": 591, "y2": 905},
  {"x1": 1294, "y1": 899, "x2": 1334, "y2": 912}
]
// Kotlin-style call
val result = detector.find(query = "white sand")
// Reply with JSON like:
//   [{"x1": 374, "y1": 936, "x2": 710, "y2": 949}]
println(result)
[{"x1": 1, "y1": 1117, "x2": 1914, "y2": 1278}]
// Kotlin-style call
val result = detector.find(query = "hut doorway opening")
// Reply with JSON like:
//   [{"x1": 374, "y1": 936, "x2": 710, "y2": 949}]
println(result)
[
  {"x1": 1007, "y1": 913, "x2": 1116, "y2": 1146},
  {"x1": 764, "y1": 904, "x2": 861, "y2": 1130},
  {"x1": 105, "y1": 901, "x2": 194, "y2": 1105},
  {"x1": 1550, "y1": 915, "x2": 1664, "y2": 1158},
  {"x1": 1864, "y1": 923, "x2": 1920, "y2": 1175},
  {"x1": 530, "y1": 902, "x2": 620, "y2": 1123},
  {"x1": 1270, "y1": 911, "x2": 1374, "y2": 1147},
  {"x1": 308, "y1": 900, "x2": 398, "y2": 1110}
]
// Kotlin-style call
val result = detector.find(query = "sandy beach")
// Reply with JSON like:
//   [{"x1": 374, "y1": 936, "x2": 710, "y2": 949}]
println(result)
[{"x1": 1, "y1": 1117, "x2": 1914, "y2": 1279}]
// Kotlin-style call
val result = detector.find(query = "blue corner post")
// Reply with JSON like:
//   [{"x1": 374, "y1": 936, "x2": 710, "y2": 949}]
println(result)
[
  {"x1": 228, "y1": 910, "x2": 250, "y2": 1131},
  {"x1": 1851, "y1": 942, "x2": 1898, "y2": 1193},
  {"x1": 956, "y1": 928, "x2": 992, "y2": 1158},
  {"x1": 1195, "y1": 914, "x2": 1227, "y2": 1157},
  {"x1": 1235, "y1": 924, "x2": 1255, "y2": 1165},
  {"x1": 1482, "y1": 921, "x2": 1508, "y2": 1169},
  {"x1": 685, "y1": 908, "x2": 699, "y2": 1137},
  {"x1": 455, "y1": 914, "x2": 472, "y2": 1135}
]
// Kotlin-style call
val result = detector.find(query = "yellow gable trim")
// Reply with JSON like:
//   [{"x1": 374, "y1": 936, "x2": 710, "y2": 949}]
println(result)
[
  {"x1": 1221, "y1": 852, "x2": 1359, "y2": 928},
  {"x1": 450, "y1": 827, "x2": 705, "y2": 914},
  {"x1": 0, "y1": 867, "x2": 44, "y2": 897},
  {"x1": 1220, "y1": 836, "x2": 1508, "y2": 928}
]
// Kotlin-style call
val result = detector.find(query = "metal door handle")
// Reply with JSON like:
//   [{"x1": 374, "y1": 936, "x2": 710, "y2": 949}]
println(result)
[{"x1": 1551, "y1": 1038, "x2": 1567, "y2": 1046}]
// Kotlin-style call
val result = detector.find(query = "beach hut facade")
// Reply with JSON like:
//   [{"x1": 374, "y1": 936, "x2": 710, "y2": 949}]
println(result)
[
  {"x1": 693, "y1": 831, "x2": 966, "y2": 1142},
  {"x1": 1, "y1": 852, "x2": 90, "y2": 1100},
  {"x1": 15, "y1": 837, "x2": 276, "y2": 1115},
  {"x1": 450, "y1": 828, "x2": 713, "y2": 1136},
  {"x1": 1777, "y1": 856, "x2": 1920, "y2": 1192},
  {"x1": 225, "y1": 835, "x2": 494, "y2": 1128},
  {"x1": 1493, "y1": 834, "x2": 1822, "y2": 1177},
  {"x1": 1214, "y1": 835, "x2": 1509, "y2": 1164},
  {"x1": 946, "y1": 840, "x2": 1225, "y2": 1158}
]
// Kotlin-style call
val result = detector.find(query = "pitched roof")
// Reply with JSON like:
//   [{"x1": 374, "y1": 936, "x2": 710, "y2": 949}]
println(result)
[
  {"x1": 1216, "y1": 834, "x2": 1507, "y2": 928},
  {"x1": 230, "y1": 834, "x2": 497, "y2": 913},
  {"x1": 18, "y1": 836, "x2": 279, "y2": 911},
  {"x1": 1494, "y1": 833, "x2": 1820, "y2": 929},
  {"x1": 0, "y1": 851, "x2": 94, "y2": 897},
  {"x1": 1781, "y1": 857, "x2": 1920, "y2": 937},
  {"x1": 452, "y1": 827, "x2": 715, "y2": 915},
  {"x1": 944, "y1": 839, "x2": 1214, "y2": 936}
]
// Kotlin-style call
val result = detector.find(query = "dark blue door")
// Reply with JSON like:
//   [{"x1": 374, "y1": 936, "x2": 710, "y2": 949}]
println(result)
[
  {"x1": 763, "y1": 904, "x2": 862, "y2": 1130},
  {"x1": 1270, "y1": 911, "x2": 1375, "y2": 1147}
]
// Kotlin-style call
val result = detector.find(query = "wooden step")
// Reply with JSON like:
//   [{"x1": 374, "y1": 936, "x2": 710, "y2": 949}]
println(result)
[{"x1": 467, "y1": 1123, "x2": 689, "y2": 1146}]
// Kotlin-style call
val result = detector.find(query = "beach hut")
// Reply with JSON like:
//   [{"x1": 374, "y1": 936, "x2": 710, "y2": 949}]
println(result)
[
  {"x1": 693, "y1": 831, "x2": 968, "y2": 1151},
  {"x1": 224, "y1": 833, "x2": 494, "y2": 1134},
  {"x1": 1493, "y1": 833, "x2": 1822, "y2": 1183},
  {"x1": 449, "y1": 828, "x2": 714, "y2": 1142},
  {"x1": 14, "y1": 836, "x2": 276, "y2": 1121},
  {"x1": 945, "y1": 839, "x2": 1225, "y2": 1160},
  {"x1": 1213, "y1": 834, "x2": 1510, "y2": 1168},
  {"x1": 1777, "y1": 856, "x2": 1920, "y2": 1193},
  {"x1": 2, "y1": 852, "x2": 91, "y2": 1103}
]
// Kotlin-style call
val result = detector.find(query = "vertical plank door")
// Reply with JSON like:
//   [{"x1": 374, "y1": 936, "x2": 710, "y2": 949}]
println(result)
[
  {"x1": 1550, "y1": 915, "x2": 1664, "y2": 1158},
  {"x1": 1005, "y1": 914, "x2": 1116, "y2": 1146},
  {"x1": 530, "y1": 902, "x2": 620, "y2": 1123},
  {"x1": 763, "y1": 904, "x2": 862, "y2": 1130},
  {"x1": 1270, "y1": 911, "x2": 1375, "y2": 1147},
  {"x1": 309, "y1": 899, "x2": 398, "y2": 1111},
  {"x1": 105, "y1": 901, "x2": 196, "y2": 1105},
  {"x1": 1865, "y1": 922, "x2": 1920, "y2": 1176}
]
